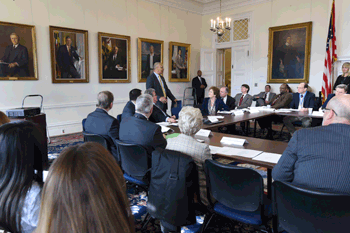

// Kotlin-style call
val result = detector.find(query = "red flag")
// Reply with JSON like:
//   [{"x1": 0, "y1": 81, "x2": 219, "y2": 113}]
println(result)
[{"x1": 322, "y1": 0, "x2": 337, "y2": 102}]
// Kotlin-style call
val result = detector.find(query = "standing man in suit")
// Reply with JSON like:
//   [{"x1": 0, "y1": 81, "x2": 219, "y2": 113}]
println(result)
[
  {"x1": 253, "y1": 85, "x2": 276, "y2": 106},
  {"x1": 144, "y1": 88, "x2": 176, "y2": 123},
  {"x1": 56, "y1": 36, "x2": 81, "y2": 79},
  {"x1": 272, "y1": 95, "x2": 350, "y2": 194},
  {"x1": 146, "y1": 62, "x2": 177, "y2": 112},
  {"x1": 0, "y1": 33, "x2": 29, "y2": 77},
  {"x1": 234, "y1": 84, "x2": 253, "y2": 109},
  {"x1": 219, "y1": 86, "x2": 235, "y2": 110},
  {"x1": 84, "y1": 91, "x2": 120, "y2": 161},
  {"x1": 192, "y1": 70, "x2": 207, "y2": 104},
  {"x1": 121, "y1": 88, "x2": 142, "y2": 120},
  {"x1": 143, "y1": 45, "x2": 160, "y2": 77},
  {"x1": 104, "y1": 46, "x2": 125, "y2": 79},
  {"x1": 119, "y1": 94, "x2": 167, "y2": 157},
  {"x1": 283, "y1": 82, "x2": 315, "y2": 136}
]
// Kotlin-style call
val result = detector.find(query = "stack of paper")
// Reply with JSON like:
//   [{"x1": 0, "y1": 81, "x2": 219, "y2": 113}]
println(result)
[
  {"x1": 252, "y1": 152, "x2": 282, "y2": 164},
  {"x1": 160, "y1": 125, "x2": 171, "y2": 133},
  {"x1": 232, "y1": 110, "x2": 244, "y2": 115},
  {"x1": 275, "y1": 109, "x2": 292, "y2": 113},
  {"x1": 209, "y1": 145, "x2": 222, "y2": 154},
  {"x1": 195, "y1": 129, "x2": 212, "y2": 137},
  {"x1": 220, "y1": 137, "x2": 247, "y2": 146}
]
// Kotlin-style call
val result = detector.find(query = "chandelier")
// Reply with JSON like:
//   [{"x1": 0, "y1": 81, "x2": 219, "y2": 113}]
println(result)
[{"x1": 210, "y1": 0, "x2": 231, "y2": 37}]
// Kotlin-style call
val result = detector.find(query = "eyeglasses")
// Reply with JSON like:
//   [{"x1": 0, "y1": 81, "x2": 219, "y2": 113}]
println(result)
[{"x1": 324, "y1": 108, "x2": 338, "y2": 116}]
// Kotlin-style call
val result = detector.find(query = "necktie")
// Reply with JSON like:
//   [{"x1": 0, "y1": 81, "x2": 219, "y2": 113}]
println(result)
[
  {"x1": 239, "y1": 95, "x2": 244, "y2": 106},
  {"x1": 299, "y1": 95, "x2": 304, "y2": 109},
  {"x1": 263, "y1": 93, "x2": 267, "y2": 99},
  {"x1": 158, "y1": 75, "x2": 167, "y2": 98},
  {"x1": 199, "y1": 77, "x2": 202, "y2": 84}
]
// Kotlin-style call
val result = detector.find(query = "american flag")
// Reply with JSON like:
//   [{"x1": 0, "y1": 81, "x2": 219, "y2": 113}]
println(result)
[{"x1": 322, "y1": 0, "x2": 337, "y2": 102}]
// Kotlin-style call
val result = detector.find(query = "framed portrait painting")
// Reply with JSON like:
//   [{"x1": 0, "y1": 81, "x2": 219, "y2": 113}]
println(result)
[
  {"x1": 49, "y1": 26, "x2": 89, "y2": 83},
  {"x1": 98, "y1": 32, "x2": 130, "y2": 83},
  {"x1": 169, "y1": 42, "x2": 191, "y2": 82},
  {"x1": 138, "y1": 38, "x2": 163, "y2": 82},
  {"x1": 0, "y1": 21, "x2": 38, "y2": 80},
  {"x1": 267, "y1": 22, "x2": 312, "y2": 83}
]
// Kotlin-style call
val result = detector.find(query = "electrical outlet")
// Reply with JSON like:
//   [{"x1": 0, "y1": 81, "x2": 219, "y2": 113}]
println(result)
[{"x1": 62, "y1": 129, "x2": 65, "y2": 133}]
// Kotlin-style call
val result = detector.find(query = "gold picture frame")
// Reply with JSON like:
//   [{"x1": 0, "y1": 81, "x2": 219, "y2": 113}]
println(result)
[
  {"x1": 169, "y1": 41, "x2": 191, "y2": 82},
  {"x1": 0, "y1": 21, "x2": 38, "y2": 81},
  {"x1": 267, "y1": 22, "x2": 312, "y2": 83},
  {"x1": 98, "y1": 32, "x2": 131, "y2": 83},
  {"x1": 49, "y1": 26, "x2": 89, "y2": 83},
  {"x1": 137, "y1": 37, "x2": 164, "y2": 82}
]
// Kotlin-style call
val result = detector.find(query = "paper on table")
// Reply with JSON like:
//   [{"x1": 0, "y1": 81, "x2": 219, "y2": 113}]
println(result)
[
  {"x1": 275, "y1": 109, "x2": 292, "y2": 113},
  {"x1": 312, "y1": 111, "x2": 324, "y2": 116},
  {"x1": 209, "y1": 145, "x2": 222, "y2": 154},
  {"x1": 252, "y1": 152, "x2": 282, "y2": 164},
  {"x1": 232, "y1": 110, "x2": 244, "y2": 115},
  {"x1": 216, "y1": 147, "x2": 263, "y2": 158},
  {"x1": 160, "y1": 125, "x2": 171, "y2": 133},
  {"x1": 207, "y1": 116, "x2": 219, "y2": 123},
  {"x1": 217, "y1": 110, "x2": 232, "y2": 114},
  {"x1": 248, "y1": 109, "x2": 260, "y2": 114},
  {"x1": 157, "y1": 122, "x2": 170, "y2": 126},
  {"x1": 215, "y1": 115, "x2": 224, "y2": 119},
  {"x1": 220, "y1": 137, "x2": 247, "y2": 146},
  {"x1": 195, "y1": 129, "x2": 211, "y2": 137},
  {"x1": 170, "y1": 122, "x2": 179, "y2": 126}
]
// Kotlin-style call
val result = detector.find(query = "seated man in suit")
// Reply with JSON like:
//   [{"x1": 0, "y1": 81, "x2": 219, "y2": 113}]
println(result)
[
  {"x1": 257, "y1": 83, "x2": 293, "y2": 139},
  {"x1": 84, "y1": 91, "x2": 120, "y2": 161},
  {"x1": 272, "y1": 94, "x2": 350, "y2": 194},
  {"x1": 253, "y1": 85, "x2": 276, "y2": 106},
  {"x1": 321, "y1": 84, "x2": 347, "y2": 109},
  {"x1": 234, "y1": 84, "x2": 253, "y2": 109},
  {"x1": 219, "y1": 86, "x2": 235, "y2": 110},
  {"x1": 144, "y1": 88, "x2": 176, "y2": 123},
  {"x1": 119, "y1": 94, "x2": 167, "y2": 157},
  {"x1": 121, "y1": 88, "x2": 142, "y2": 120},
  {"x1": 283, "y1": 82, "x2": 315, "y2": 136}
]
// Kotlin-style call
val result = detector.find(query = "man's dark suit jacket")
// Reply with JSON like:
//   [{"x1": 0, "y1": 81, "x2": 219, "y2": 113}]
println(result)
[
  {"x1": 290, "y1": 91, "x2": 315, "y2": 110},
  {"x1": 253, "y1": 92, "x2": 277, "y2": 106},
  {"x1": 0, "y1": 44, "x2": 29, "y2": 77},
  {"x1": 192, "y1": 76, "x2": 207, "y2": 104},
  {"x1": 223, "y1": 95, "x2": 236, "y2": 110},
  {"x1": 201, "y1": 97, "x2": 229, "y2": 116},
  {"x1": 56, "y1": 45, "x2": 79, "y2": 72},
  {"x1": 146, "y1": 73, "x2": 176, "y2": 111},
  {"x1": 84, "y1": 108, "x2": 120, "y2": 160},
  {"x1": 104, "y1": 53, "x2": 125, "y2": 78},
  {"x1": 272, "y1": 124, "x2": 350, "y2": 194},
  {"x1": 322, "y1": 94, "x2": 335, "y2": 109},
  {"x1": 119, "y1": 113, "x2": 167, "y2": 156},
  {"x1": 122, "y1": 101, "x2": 135, "y2": 120}
]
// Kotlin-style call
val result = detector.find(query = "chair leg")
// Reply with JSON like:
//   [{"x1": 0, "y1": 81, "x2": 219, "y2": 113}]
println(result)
[
  {"x1": 200, "y1": 212, "x2": 215, "y2": 233},
  {"x1": 141, "y1": 213, "x2": 152, "y2": 230},
  {"x1": 279, "y1": 124, "x2": 285, "y2": 138}
]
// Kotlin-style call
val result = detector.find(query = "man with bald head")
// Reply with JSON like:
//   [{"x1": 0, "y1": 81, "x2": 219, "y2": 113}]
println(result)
[
  {"x1": 0, "y1": 33, "x2": 29, "y2": 77},
  {"x1": 273, "y1": 95, "x2": 350, "y2": 194}
]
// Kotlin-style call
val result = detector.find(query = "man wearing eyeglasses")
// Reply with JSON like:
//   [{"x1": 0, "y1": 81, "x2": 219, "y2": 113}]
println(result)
[
  {"x1": 273, "y1": 95, "x2": 350, "y2": 194},
  {"x1": 283, "y1": 82, "x2": 315, "y2": 136}
]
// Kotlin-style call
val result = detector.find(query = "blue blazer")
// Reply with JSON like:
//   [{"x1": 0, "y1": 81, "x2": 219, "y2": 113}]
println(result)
[
  {"x1": 272, "y1": 124, "x2": 350, "y2": 194},
  {"x1": 290, "y1": 92, "x2": 316, "y2": 110},
  {"x1": 201, "y1": 97, "x2": 229, "y2": 116},
  {"x1": 322, "y1": 94, "x2": 335, "y2": 109}
]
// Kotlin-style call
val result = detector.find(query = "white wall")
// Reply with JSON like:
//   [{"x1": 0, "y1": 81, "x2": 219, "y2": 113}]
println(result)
[
  {"x1": 0, "y1": 0, "x2": 201, "y2": 136},
  {"x1": 201, "y1": 0, "x2": 350, "y2": 96}
]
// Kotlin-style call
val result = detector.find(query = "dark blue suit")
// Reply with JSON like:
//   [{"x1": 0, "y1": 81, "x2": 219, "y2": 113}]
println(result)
[
  {"x1": 85, "y1": 108, "x2": 120, "y2": 160},
  {"x1": 290, "y1": 91, "x2": 316, "y2": 110},
  {"x1": 272, "y1": 124, "x2": 350, "y2": 194},
  {"x1": 121, "y1": 101, "x2": 135, "y2": 120},
  {"x1": 0, "y1": 44, "x2": 29, "y2": 77},
  {"x1": 322, "y1": 94, "x2": 335, "y2": 109},
  {"x1": 201, "y1": 97, "x2": 229, "y2": 116},
  {"x1": 56, "y1": 44, "x2": 81, "y2": 78},
  {"x1": 119, "y1": 113, "x2": 167, "y2": 156},
  {"x1": 146, "y1": 73, "x2": 176, "y2": 111}
]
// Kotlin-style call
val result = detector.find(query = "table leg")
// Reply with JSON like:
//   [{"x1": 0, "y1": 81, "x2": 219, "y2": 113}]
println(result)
[
  {"x1": 267, "y1": 168, "x2": 272, "y2": 199},
  {"x1": 245, "y1": 121, "x2": 249, "y2": 135},
  {"x1": 253, "y1": 120, "x2": 257, "y2": 137}
]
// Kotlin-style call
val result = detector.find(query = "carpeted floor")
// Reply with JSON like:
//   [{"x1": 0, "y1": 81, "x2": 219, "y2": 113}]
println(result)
[{"x1": 47, "y1": 122, "x2": 288, "y2": 233}]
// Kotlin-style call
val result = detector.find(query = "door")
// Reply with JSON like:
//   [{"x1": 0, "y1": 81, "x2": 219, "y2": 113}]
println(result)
[
  {"x1": 231, "y1": 44, "x2": 251, "y2": 95},
  {"x1": 200, "y1": 48, "x2": 216, "y2": 97},
  {"x1": 216, "y1": 49, "x2": 224, "y2": 87}
]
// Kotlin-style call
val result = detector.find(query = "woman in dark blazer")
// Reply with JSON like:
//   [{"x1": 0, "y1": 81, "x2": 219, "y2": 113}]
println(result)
[
  {"x1": 333, "y1": 62, "x2": 350, "y2": 94},
  {"x1": 201, "y1": 86, "x2": 229, "y2": 116}
]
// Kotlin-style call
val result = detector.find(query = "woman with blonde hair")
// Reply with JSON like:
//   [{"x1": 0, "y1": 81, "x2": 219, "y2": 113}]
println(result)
[
  {"x1": 0, "y1": 111, "x2": 10, "y2": 125},
  {"x1": 333, "y1": 62, "x2": 350, "y2": 93},
  {"x1": 36, "y1": 142, "x2": 135, "y2": 233}
]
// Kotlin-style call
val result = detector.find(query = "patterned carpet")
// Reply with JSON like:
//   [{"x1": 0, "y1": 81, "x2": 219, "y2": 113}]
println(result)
[{"x1": 47, "y1": 124, "x2": 284, "y2": 233}]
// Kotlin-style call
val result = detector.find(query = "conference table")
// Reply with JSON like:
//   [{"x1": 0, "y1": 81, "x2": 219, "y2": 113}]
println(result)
[{"x1": 167, "y1": 109, "x2": 323, "y2": 198}]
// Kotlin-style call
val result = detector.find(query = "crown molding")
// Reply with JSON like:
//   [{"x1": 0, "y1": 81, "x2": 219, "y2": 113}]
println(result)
[{"x1": 143, "y1": 0, "x2": 270, "y2": 15}]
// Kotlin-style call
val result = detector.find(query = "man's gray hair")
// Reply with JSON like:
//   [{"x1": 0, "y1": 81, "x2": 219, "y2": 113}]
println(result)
[
  {"x1": 336, "y1": 84, "x2": 348, "y2": 92},
  {"x1": 144, "y1": 88, "x2": 155, "y2": 96},
  {"x1": 178, "y1": 106, "x2": 203, "y2": 136},
  {"x1": 135, "y1": 94, "x2": 153, "y2": 114},
  {"x1": 327, "y1": 95, "x2": 350, "y2": 122},
  {"x1": 96, "y1": 91, "x2": 114, "y2": 109},
  {"x1": 220, "y1": 86, "x2": 229, "y2": 93},
  {"x1": 153, "y1": 62, "x2": 162, "y2": 70}
]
